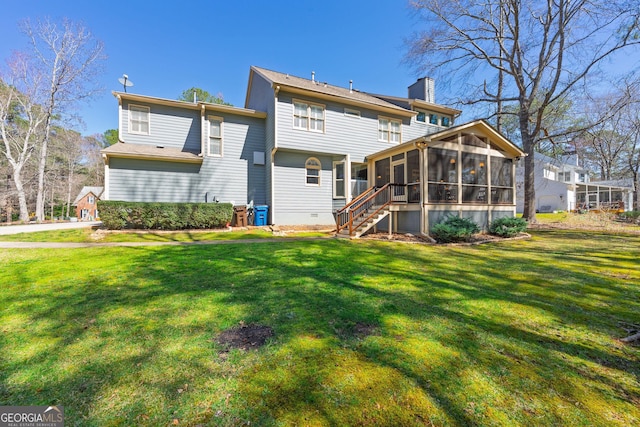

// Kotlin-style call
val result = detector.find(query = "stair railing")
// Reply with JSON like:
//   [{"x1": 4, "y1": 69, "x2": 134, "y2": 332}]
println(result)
[{"x1": 336, "y1": 184, "x2": 403, "y2": 236}]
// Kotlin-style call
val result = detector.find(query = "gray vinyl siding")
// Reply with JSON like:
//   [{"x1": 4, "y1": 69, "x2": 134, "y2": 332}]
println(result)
[
  {"x1": 273, "y1": 151, "x2": 335, "y2": 225},
  {"x1": 275, "y1": 92, "x2": 411, "y2": 163},
  {"x1": 122, "y1": 101, "x2": 200, "y2": 152},
  {"x1": 403, "y1": 119, "x2": 444, "y2": 141},
  {"x1": 109, "y1": 158, "x2": 203, "y2": 202},
  {"x1": 246, "y1": 73, "x2": 276, "y2": 217},
  {"x1": 109, "y1": 114, "x2": 266, "y2": 205}
]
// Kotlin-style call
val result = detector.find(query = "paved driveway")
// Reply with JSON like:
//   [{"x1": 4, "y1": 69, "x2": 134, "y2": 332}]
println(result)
[{"x1": 0, "y1": 221, "x2": 101, "y2": 235}]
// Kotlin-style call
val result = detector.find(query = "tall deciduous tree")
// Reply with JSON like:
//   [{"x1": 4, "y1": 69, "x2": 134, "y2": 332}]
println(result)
[
  {"x1": 408, "y1": 0, "x2": 640, "y2": 221},
  {"x1": 20, "y1": 18, "x2": 105, "y2": 222},
  {"x1": 178, "y1": 87, "x2": 232, "y2": 106}
]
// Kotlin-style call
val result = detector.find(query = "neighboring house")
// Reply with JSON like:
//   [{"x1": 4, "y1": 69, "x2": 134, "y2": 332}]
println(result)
[
  {"x1": 515, "y1": 152, "x2": 634, "y2": 213},
  {"x1": 102, "y1": 66, "x2": 525, "y2": 237},
  {"x1": 74, "y1": 186, "x2": 104, "y2": 220}
]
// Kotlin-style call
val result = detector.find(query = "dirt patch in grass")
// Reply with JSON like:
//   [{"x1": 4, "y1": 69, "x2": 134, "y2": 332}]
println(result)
[{"x1": 216, "y1": 324, "x2": 274, "y2": 351}]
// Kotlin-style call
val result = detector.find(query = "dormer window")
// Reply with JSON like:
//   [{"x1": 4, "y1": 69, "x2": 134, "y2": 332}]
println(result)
[
  {"x1": 416, "y1": 111, "x2": 426, "y2": 122},
  {"x1": 429, "y1": 114, "x2": 439, "y2": 125}
]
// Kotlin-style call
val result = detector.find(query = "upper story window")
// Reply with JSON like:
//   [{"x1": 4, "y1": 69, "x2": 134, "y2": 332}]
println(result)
[
  {"x1": 416, "y1": 111, "x2": 426, "y2": 122},
  {"x1": 344, "y1": 108, "x2": 361, "y2": 118},
  {"x1": 294, "y1": 101, "x2": 325, "y2": 132},
  {"x1": 441, "y1": 116, "x2": 451, "y2": 127},
  {"x1": 429, "y1": 114, "x2": 439, "y2": 125},
  {"x1": 129, "y1": 105, "x2": 150, "y2": 135},
  {"x1": 88, "y1": 195, "x2": 95, "y2": 204},
  {"x1": 306, "y1": 157, "x2": 321, "y2": 185},
  {"x1": 208, "y1": 116, "x2": 223, "y2": 157},
  {"x1": 378, "y1": 118, "x2": 401, "y2": 143}
]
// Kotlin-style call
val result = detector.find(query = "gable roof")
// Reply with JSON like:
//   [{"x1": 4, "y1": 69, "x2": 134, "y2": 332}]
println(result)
[
  {"x1": 367, "y1": 120, "x2": 526, "y2": 160},
  {"x1": 73, "y1": 186, "x2": 104, "y2": 205},
  {"x1": 113, "y1": 92, "x2": 267, "y2": 118},
  {"x1": 246, "y1": 66, "x2": 416, "y2": 117}
]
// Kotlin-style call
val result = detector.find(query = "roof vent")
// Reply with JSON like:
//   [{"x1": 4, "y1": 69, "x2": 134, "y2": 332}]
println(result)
[
  {"x1": 349, "y1": 80, "x2": 353, "y2": 93},
  {"x1": 311, "y1": 71, "x2": 315, "y2": 83}
]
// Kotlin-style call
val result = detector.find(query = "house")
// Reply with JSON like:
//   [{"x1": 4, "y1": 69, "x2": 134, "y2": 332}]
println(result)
[
  {"x1": 515, "y1": 152, "x2": 634, "y2": 213},
  {"x1": 102, "y1": 66, "x2": 525, "y2": 236},
  {"x1": 73, "y1": 186, "x2": 104, "y2": 220}
]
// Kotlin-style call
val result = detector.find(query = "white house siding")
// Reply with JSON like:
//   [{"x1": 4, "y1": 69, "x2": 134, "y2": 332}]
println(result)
[
  {"x1": 121, "y1": 100, "x2": 200, "y2": 152},
  {"x1": 273, "y1": 151, "x2": 334, "y2": 225}
]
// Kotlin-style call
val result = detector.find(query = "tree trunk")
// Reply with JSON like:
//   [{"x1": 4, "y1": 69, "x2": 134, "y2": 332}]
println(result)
[
  {"x1": 35, "y1": 135, "x2": 48, "y2": 222},
  {"x1": 519, "y1": 110, "x2": 537, "y2": 223},
  {"x1": 13, "y1": 171, "x2": 29, "y2": 222}
]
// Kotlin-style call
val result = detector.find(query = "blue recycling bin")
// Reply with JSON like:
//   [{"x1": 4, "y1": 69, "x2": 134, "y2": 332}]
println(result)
[{"x1": 254, "y1": 205, "x2": 269, "y2": 226}]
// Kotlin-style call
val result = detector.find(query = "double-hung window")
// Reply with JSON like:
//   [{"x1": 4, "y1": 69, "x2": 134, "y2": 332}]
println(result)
[
  {"x1": 294, "y1": 101, "x2": 324, "y2": 132},
  {"x1": 378, "y1": 118, "x2": 401, "y2": 143},
  {"x1": 208, "y1": 116, "x2": 223, "y2": 157},
  {"x1": 306, "y1": 157, "x2": 321, "y2": 185},
  {"x1": 129, "y1": 105, "x2": 150, "y2": 134}
]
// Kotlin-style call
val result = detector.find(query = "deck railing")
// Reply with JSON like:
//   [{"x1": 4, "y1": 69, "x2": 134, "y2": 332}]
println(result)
[{"x1": 336, "y1": 184, "x2": 406, "y2": 236}]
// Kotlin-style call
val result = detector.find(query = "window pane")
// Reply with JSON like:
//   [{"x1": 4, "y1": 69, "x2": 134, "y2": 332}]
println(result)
[
  {"x1": 416, "y1": 111, "x2": 426, "y2": 122},
  {"x1": 375, "y1": 158, "x2": 390, "y2": 187},
  {"x1": 428, "y1": 148, "x2": 457, "y2": 183},
  {"x1": 210, "y1": 121, "x2": 221, "y2": 137},
  {"x1": 294, "y1": 103, "x2": 308, "y2": 115},
  {"x1": 491, "y1": 157, "x2": 513, "y2": 187},
  {"x1": 310, "y1": 105, "x2": 323, "y2": 118},
  {"x1": 430, "y1": 114, "x2": 438, "y2": 124},
  {"x1": 461, "y1": 152, "x2": 487, "y2": 185},
  {"x1": 335, "y1": 163, "x2": 344, "y2": 179},
  {"x1": 209, "y1": 138, "x2": 221, "y2": 155},
  {"x1": 462, "y1": 185, "x2": 487, "y2": 203}
]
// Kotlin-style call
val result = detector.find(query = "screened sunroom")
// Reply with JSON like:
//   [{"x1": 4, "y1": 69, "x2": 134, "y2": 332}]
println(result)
[{"x1": 359, "y1": 120, "x2": 525, "y2": 236}]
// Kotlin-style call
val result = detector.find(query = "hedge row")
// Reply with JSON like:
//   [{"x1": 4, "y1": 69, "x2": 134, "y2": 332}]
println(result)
[{"x1": 98, "y1": 201, "x2": 233, "y2": 230}]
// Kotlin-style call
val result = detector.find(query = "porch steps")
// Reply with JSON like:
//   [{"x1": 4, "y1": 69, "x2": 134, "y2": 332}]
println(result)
[{"x1": 335, "y1": 208, "x2": 390, "y2": 239}]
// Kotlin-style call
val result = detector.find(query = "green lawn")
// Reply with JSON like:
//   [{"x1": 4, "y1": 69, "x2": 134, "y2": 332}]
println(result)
[
  {"x1": 0, "y1": 227, "x2": 327, "y2": 243},
  {"x1": 1, "y1": 230, "x2": 638, "y2": 426}
]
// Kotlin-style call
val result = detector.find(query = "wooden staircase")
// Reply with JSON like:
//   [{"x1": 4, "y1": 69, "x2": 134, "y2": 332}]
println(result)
[{"x1": 335, "y1": 184, "x2": 403, "y2": 238}]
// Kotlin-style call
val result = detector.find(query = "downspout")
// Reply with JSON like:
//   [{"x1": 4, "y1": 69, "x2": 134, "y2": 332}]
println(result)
[
  {"x1": 117, "y1": 94, "x2": 122, "y2": 141},
  {"x1": 103, "y1": 154, "x2": 110, "y2": 200},
  {"x1": 271, "y1": 85, "x2": 280, "y2": 225},
  {"x1": 200, "y1": 105, "x2": 206, "y2": 156}
]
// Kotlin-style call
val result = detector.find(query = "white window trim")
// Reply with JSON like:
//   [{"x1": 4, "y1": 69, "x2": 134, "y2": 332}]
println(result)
[
  {"x1": 293, "y1": 99, "x2": 325, "y2": 133},
  {"x1": 305, "y1": 157, "x2": 321, "y2": 186},
  {"x1": 333, "y1": 160, "x2": 346, "y2": 199},
  {"x1": 344, "y1": 108, "x2": 361, "y2": 118},
  {"x1": 378, "y1": 116, "x2": 402, "y2": 143},
  {"x1": 208, "y1": 115, "x2": 223, "y2": 157},
  {"x1": 129, "y1": 104, "x2": 150, "y2": 135}
]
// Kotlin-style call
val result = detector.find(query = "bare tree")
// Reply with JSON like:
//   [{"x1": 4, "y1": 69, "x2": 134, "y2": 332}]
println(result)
[
  {"x1": 0, "y1": 61, "x2": 47, "y2": 222},
  {"x1": 19, "y1": 18, "x2": 105, "y2": 222},
  {"x1": 408, "y1": 0, "x2": 640, "y2": 221}
]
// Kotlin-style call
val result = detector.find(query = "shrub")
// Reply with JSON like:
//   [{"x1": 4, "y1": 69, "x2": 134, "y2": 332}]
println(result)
[
  {"x1": 431, "y1": 215, "x2": 480, "y2": 243},
  {"x1": 618, "y1": 210, "x2": 640, "y2": 223},
  {"x1": 98, "y1": 201, "x2": 233, "y2": 230},
  {"x1": 489, "y1": 216, "x2": 527, "y2": 237}
]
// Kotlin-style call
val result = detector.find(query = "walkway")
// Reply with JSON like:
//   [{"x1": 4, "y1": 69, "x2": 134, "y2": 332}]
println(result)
[{"x1": 0, "y1": 221, "x2": 102, "y2": 235}]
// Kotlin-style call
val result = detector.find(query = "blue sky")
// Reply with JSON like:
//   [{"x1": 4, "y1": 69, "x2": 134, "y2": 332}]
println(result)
[{"x1": 1, "y1": 0, "x2": 425, "y2": 137}]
